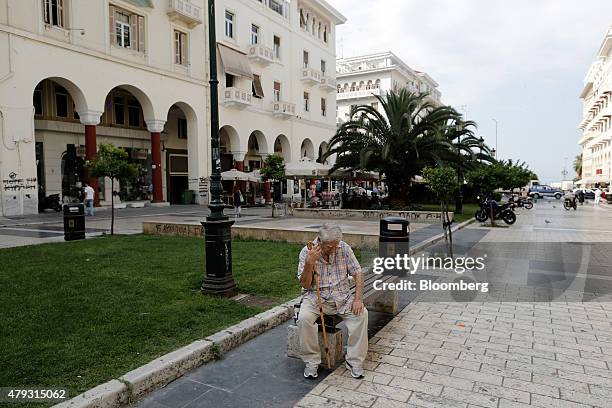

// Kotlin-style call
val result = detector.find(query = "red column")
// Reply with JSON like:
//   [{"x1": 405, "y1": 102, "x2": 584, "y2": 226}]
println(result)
[
  {"x1": 150, "y1": 132, "x2": 163, "y2": 203},
  {"x1": 235, "y1": 160, "x2": 244, "y2": 171},
  {"x1": 84, "y1": 124, "x2": 99, "y2": 206},
  {"x1": 264, "y1": 182, "x2": 271, "y2": 203}
]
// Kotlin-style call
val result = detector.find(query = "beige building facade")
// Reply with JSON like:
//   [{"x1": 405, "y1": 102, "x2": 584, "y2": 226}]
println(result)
[
  {"x1": 0, "y1": 0, "x2": 345, "y2": 216},
  {"x1": 336, "y1": 51, "x2": 442, "y2": 126},
  {"x1": 216, "y1": 0, "x2": 345, "y2": 200},
  {"x1": 579, "y1": 26, "x2": 612, "y2": 187}
]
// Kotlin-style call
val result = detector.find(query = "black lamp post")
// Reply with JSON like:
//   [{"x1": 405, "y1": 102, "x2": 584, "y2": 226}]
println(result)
[
  {"x1": 455, "y1": 121, "x2": 464, "y2": 214},
  {"x1": 201, "y1": 0, "x2": 237, "y2": 297}
]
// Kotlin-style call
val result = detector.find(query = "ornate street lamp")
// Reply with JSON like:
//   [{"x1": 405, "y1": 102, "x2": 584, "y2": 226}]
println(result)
[{"x1": 201, "y1": 0, "x2": 237, "y2": 297}]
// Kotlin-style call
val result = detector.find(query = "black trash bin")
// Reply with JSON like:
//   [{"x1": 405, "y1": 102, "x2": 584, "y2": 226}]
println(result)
[
  {"x1": 379, "y1": 216, "x2": 410, "y2": 276},
  {"x1": 63, "y1": 203, "x2": 85, "y2": 241}
]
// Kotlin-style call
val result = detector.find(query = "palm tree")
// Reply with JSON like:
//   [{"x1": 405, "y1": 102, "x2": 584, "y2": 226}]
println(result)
[
  {"x1": 324, "y1": 89, "x2": 466, "y2": 205},
  {"x1": 574, "y1": 153, "x2": 583, "y2": 179},
  {"x1": 439, "y1": 120, "x2": 495, "y2": 173}
]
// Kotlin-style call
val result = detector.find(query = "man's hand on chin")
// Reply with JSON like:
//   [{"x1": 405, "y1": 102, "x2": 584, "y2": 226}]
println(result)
[{"x1": 351, "y1": 298, "x2": 364, "y2": 316}]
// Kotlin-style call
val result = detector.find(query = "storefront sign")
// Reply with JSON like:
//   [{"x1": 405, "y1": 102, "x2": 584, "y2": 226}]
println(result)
[{"x1": 131, "y1": 150, "x2": 148, "y2": 160}]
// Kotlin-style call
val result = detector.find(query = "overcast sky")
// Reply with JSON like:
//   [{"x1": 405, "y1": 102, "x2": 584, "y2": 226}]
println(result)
[{"x1": 331, "y1": 0, "x2": 612, "y2": 183}]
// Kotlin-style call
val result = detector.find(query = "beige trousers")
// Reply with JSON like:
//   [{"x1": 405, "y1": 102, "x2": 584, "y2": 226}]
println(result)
[{"x1": 297, "y1": 296, "x2": 369, "y2": 367}]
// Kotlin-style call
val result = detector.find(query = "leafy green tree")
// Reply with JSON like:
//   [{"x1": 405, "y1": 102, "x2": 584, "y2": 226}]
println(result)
[
  {"x1": 259, "y1": 154, "x2": 286, "y2": 217},
  {"x1": 466, "y1": 160, "x2": 535, "y2": 195},
  {"x1": 323, "y1": 88, "x2": 460, "y2": 207},
  {"x1": 423, "y1": 167, "x2": 459, "y2": 257},
  {"x1": 87, "y1": 144, "x2": 139, "y2": 235}
]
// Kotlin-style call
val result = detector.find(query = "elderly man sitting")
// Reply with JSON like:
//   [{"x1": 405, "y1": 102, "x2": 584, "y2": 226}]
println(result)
[{"x1": 296, "y1": 223, "x2": 368, "y2": 379}]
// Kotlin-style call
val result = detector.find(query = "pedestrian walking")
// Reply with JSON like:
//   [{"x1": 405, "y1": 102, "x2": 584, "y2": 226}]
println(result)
[
  {"x1": 296, "y1": 224, "x2": 368, "y2": 380},
  {"x1": 594, "y1": 188, "x2": 602, "y2": 205},
  {"x1": 83, "y1": 183, "x2": 95, "y2": 216},
  {"x1": 578, "y1": 189, "x2": 585, "y2": 205},
  {"x1": 233, "y1": 185, "x2": 243, "y2": 218}
]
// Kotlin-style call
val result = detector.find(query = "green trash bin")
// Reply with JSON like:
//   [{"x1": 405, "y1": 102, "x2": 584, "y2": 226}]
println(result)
[{"x1": 182, "y1": 190, "x2": 194, "y2": 204}]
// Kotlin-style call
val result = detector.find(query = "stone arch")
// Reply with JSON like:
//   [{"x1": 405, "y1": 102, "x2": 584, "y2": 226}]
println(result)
[
  {"x1": 273, "y1": 134, "x2": 291, "y2": 162},
  {"x1": 301, "y1": 138, "x2": 315, "y2": 159},
  {"x1": 220, "y1": 125, "x2": 240, "y2": 154},
  {"x1": 248, "y1": 130, "x2": 269, "y2": 155},
  {"x1": 318, "y1": 141, "x2": 329, "y2": 164},
  {"x1": 32, "y1": 76, "x2": 89, "y2": 114},
  {"x1": 102, "y1": 84, "x2": 156, "y2": 124}
]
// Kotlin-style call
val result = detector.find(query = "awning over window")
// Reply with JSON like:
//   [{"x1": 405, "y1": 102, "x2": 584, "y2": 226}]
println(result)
[{"x1": 218, "y1": 43, "x2": 253, "y2": 79}]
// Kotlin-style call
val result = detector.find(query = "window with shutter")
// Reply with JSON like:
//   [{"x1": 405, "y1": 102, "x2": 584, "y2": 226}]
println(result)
[
  {"x1": 129, "y1": 14, "x2": 138, "y2": 50},
  {"x1": 110, "y1": 5, "x2": 145, "y2": 52},
  {"x1": 43, "y1": 0, "x2": 65, "y2": 27},
  {"x1": 273, "y1": 81, "x2": 281, "y2": 102},
  {"x1": 138, "y1": 15, "x2": 145, "y2": 52},
  {"x1": 273, "y1": 36, "x2": 280, "y2": 59},
  {"x1": 109, "y1": 5, "x2": 116, "y2": 45},
  {"x1": 174, "y1": 30, "x2": 188, "y2": 65},
  {"x1": 252, "y1": 74, "x2": 264, "y2": 99}
]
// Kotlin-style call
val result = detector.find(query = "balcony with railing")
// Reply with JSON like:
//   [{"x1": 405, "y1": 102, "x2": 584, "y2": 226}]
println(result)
[
  {"x1": 337, "y1": 86, "x2": 382, "y2": 100},
  {"x1": 248, "y1": 44, "x2": 274, "y2": 66},
  {"x1": 301, "y1": 67, "x2": 322, "y2": 85},
  {"x1": 167, "y1": 0, "x2": 202, "y2": 27},
  {"x1": 271, "y1": 100, "x2": 296, "y2": 118},
  {"x1": 320, "y1": 75, "x2": 337, "y2": 92},
  {"x1": 579, "y1": 131, "x2": 596, "y2": 146},
  {"x1": 223, "y1": 87, "x2": 252, "y2": 109}
]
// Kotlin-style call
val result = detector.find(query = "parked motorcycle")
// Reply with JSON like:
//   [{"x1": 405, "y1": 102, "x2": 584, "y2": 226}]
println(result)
[
  {"x1": 38, "y1": 193, "x2": 62, "y2": 212},
  {"x1": 563, "y1": 195, "x2": 577, "y2": 211},
  {"x1": 475, "y1": 196, "x2": 517, "y2": 225},
  {"x1": 509, "y1": 196, "x2": 533, "y2": 210}
]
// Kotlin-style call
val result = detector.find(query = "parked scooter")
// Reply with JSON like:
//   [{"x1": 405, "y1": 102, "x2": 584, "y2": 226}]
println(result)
[
  {"x1": 475, "y1": 195, "x2": 517, "y2": 225},
  {"x1": 563, "y1": 192, "x2": 577, "y2": 211},
  {"x1": 38, "y1": 193, "x2": 62, "y2": 212},
  {"x1": 509, "y1": 195, "x2": 533, "y2": 210}
]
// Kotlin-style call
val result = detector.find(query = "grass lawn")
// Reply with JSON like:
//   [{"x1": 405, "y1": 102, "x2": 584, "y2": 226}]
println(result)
[
  {"x1": 416, "y1": 203, "x2": 478, "y2": 223},
  {"x1": 0, "y1": 235, "x2": 306, "y2": 406}
]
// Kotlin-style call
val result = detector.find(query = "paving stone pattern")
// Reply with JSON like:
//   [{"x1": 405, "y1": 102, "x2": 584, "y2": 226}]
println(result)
[{"x1": 295, "y1": 301, "x2": 612, "y2": 408}]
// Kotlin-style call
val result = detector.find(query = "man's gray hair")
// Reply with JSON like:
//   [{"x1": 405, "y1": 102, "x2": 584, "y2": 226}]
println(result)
[{"x1": 319, "y1": 223, "x2": 343, "y2": 242}]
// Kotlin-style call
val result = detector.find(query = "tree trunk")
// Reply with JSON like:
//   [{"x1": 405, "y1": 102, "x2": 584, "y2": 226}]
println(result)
[{"x1": 111, "y1": 178, "x2": 115, "y2": 235}]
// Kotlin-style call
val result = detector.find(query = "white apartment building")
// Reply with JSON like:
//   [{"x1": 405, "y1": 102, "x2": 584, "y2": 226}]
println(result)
[
  {"x1": 336, "y1": 51, "x2": 442, "y2": 126},
  {"x1": 216, "y1": 0, "x2": 345, "y2": 199},
  {"x1": 579, "y1": 26, "x2": 612, "y2": 188},
  {"x1": 0, "y1": 0, "x2": 345, "y2": 216},
  {"x1": 0, "y1": 0, "x2": 209, "y2": 216}
]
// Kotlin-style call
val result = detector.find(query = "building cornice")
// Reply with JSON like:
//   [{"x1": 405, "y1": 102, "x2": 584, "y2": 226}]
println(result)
[
  {"x1": 0, "y1": 24, "x2": 208, "y2": 87},
  {"x1": 301, "y1": 0, "x2": 347, "y2": 25}
]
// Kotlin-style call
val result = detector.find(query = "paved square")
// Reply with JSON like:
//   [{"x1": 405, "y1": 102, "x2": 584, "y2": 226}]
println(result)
[{"x1": 295, "y1": 203, "x2": 612, "y2": 408}]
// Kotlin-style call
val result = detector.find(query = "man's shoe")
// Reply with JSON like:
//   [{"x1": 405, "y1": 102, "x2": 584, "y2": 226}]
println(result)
[
  {"x1": 303, "y1": 363, "x2": 318, "y2": 379},
  {"x1": 345, "y1": 361, "x2": 364, "y2": 379}
]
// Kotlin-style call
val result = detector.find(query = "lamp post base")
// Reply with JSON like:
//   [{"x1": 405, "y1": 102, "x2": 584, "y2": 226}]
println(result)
[{"x1": 201, "y1": 218, "x2": 238, "y2": 297}]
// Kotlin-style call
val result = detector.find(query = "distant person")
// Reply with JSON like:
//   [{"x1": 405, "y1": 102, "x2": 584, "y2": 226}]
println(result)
[
  {"x1": 233, "y1": 185, "x2": 243, "y2": 218},
  {"x1": 83, "y1": 183, "x2": 95, "y2": 216},
  {"x1": 577, "y1": 189, "x2": 585, "y2": 205},
  {"x1": 594, "y1": 188, "x2": 602, "y2": 205}
]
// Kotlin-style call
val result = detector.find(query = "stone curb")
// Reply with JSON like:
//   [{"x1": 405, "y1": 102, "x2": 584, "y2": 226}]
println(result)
[
  {"x1": 52, "y1": 380, "x2": 128, "y2": 408},
  {"x1": 52, "y1": 298, "x2": 300, "y2": 408},
  {"x1": 52, "y1": 220, "x2": 473, "y2": 408}
]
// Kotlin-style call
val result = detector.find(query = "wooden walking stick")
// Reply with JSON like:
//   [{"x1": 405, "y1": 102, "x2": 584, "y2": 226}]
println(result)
[{"x1": 313, "y1": 269, "x2": 332, "y2": 369}]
